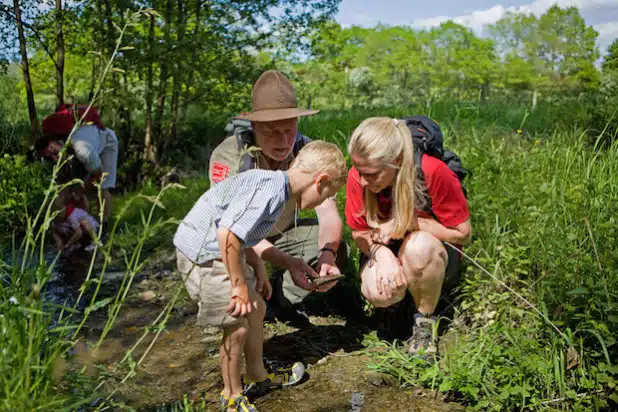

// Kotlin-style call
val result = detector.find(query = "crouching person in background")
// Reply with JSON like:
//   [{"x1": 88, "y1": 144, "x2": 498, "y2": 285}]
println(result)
[
  {"x1": 173, "y1": 141, "x2": 347, "y2": 412},
  {"x1": 35, "y1": 104, "x2": 119, "y2": 227},
  {"x1": 53, "y1": 185, "x2": 100, "y2": 254}
]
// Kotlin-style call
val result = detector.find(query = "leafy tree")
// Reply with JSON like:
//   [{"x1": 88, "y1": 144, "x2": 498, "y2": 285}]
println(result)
[
  {"x1": 602, "y1": 38, "x2": 618, "y2": 73},
  {"x1": 489, "y1": 6, "x2": 599, "y2": 94}
]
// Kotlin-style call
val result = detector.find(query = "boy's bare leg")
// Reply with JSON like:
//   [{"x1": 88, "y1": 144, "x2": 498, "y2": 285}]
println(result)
[
  {"x1": 244, "y1": 294, "x2": 268, "y2": 382},
  {"x1": 220, "y1": 323, "x2": 248, "y2": 399},
  {"x1": 80, "y1": 219, "x2": 96, "y2": 241},
  {"x1": 53, "y1": 231, "x2": 65, "y2": 251}
]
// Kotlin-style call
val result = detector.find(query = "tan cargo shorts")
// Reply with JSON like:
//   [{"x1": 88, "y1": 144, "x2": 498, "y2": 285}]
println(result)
[{"x1": 176, "y1": 249, "x2": 257, "y2": 328}]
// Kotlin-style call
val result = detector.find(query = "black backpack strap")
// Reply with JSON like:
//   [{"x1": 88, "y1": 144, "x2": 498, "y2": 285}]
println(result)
[
  {"x1": 292, "y1": 133, "x2": 310, "y2": 156},
  {"x1": 415, "y1": 149, "x2": 439, "y2": 222},
  {"x1": 236, "y1": 129, "x2": 256, "y2": 173}
]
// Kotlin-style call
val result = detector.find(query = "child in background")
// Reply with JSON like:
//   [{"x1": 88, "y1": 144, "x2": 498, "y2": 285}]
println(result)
[
  {"x1": 53, "y1": 187, "x2": 100, "y2": 253},
  {"x1": 173, "y1": 141, "x2": 347, "y2": 412}
]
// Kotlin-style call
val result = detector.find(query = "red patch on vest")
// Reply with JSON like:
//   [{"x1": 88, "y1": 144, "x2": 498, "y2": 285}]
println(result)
[{"x1": 211, "y1": 163, "x2": 230, "y2": 183}]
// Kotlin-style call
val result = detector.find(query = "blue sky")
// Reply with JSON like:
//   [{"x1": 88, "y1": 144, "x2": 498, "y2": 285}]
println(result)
[{"x1": 336, "y1": 0, "x2": 618, "y2": 55}]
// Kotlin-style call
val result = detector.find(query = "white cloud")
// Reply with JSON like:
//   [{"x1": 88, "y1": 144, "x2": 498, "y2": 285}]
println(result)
[
  {"x1": 413, "y1": 0, "x2": 617, "y2": 29},
  {"x1": 596, "y1": 21, "x2": 618, "y2": 53},
  {"x1": 410, "y1": 0, "x2": 618, "y2": 55}
]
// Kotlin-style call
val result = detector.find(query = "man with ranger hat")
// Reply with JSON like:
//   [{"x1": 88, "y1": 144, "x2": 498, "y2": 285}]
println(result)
[{"x1": 209, "y1": 69, "x2": 346, "y2": 323}]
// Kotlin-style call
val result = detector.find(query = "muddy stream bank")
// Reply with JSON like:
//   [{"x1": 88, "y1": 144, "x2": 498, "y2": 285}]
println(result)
[{"x1": 52, "y1": 249, "x2": 463, "y2": 411}]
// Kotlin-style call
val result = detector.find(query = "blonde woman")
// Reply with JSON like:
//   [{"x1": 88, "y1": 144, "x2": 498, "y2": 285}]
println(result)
[{"x1": 345, "y1": 117, "x2": 471, "y2": 359}]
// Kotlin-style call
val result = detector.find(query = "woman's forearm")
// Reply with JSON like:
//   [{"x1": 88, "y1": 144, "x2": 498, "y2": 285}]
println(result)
[{"x1": 418, "y1": 217, "x2": 471, "y2": 245}]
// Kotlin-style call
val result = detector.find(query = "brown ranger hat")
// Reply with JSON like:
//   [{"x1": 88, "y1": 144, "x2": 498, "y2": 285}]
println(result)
[{"x1": 234, "y1": 70, "x2": 319, "y2": 122}]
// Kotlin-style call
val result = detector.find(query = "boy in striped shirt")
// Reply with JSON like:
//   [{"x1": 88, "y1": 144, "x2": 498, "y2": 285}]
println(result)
[{"x1": 173, "y1": 141, "x2": 347, "y2": 412}]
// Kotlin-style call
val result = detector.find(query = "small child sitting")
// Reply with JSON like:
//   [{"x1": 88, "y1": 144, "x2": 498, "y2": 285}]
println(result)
[
  {"x1": 173, "y1": 141, "x2": 347, "y2": 412},
  {"x1": 53, "y1": 188, "x2": 100, "y2": 253}
]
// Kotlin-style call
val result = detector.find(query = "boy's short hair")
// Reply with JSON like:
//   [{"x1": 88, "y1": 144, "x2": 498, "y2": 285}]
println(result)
[{"x1": 289, "y1": 141, "x2": 347, "y2": 186}]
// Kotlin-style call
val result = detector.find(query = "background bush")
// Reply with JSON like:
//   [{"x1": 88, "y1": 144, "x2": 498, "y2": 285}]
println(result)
[{"x1": 0, "y1": 154, "x2": 47, "y2": 239}]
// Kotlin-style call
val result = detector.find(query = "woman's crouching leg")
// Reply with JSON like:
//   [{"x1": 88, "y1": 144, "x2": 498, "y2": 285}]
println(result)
[{"x1": 399, "y1": 231, "x2": 448, "y2": 315}]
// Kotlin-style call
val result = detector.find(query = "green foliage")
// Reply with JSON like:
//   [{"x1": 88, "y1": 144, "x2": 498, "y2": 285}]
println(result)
[
  {"x1": 111, "y1": 176, "x2": 210, "y2": 254},
  {"x1": 0, "y1": 154, "x2": 47, "y2": 238},
  {"x1": 362, "y1": 108, "x2": 617, "y2": 410},
  {"x1": 294, "y1": 5, "x2": 600, "y2": 110},
  {"x1": 602, "y1": 38, "x2": 618, "y2": 73}
]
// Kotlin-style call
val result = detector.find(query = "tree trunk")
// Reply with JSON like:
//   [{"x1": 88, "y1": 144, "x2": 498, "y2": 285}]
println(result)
[
  {"x1": 480, "y1": 81, "x2": 489, "y2": 103},
  {"x1": 163, "y1": 0, "x2": 187, "y2": 161},
  {"x1": 116, "y1": 11, "x2": 132, "y2": 154},
  {"x1": 179, "y1": 0, "x2": 202, "y2": 116},
  {"x1": 55, "y1": 0, "x2": 65, "y2": 107},
  {"x1": 88, "y1": 55, "x2": 97, "y2": 101},
  {"x1": 121, "y1": 71, "x2": 133, "y2": 153},
  {"x1": 143, "y1": 12, "x2": 156, "y2": 163},
  {"x1": 13, "y1": 0, "x2": 40, "y2": 141},
  {"x1": 103, "y1": 0, "x2": 118, "y2": 127},
  {"x1": 153, "y1": 0, "x2": 173, "y2": 159},
  {"x1": 89, "y1": 0, "x2": 105, "y2": 103}
]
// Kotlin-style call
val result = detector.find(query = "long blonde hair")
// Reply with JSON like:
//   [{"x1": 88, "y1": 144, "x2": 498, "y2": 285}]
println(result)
[{"x1": 348, "y1": 117, "x2": 425, "y2": 239}]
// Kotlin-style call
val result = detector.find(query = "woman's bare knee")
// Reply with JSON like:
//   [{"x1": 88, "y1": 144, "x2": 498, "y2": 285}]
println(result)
[{"x1": 400, "y1": 231, "x2": 447, "y2": 278}]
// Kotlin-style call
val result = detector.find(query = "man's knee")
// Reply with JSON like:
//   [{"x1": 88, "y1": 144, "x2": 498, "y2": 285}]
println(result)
[{"x1": 401, "y1": 231, "x2": 447, "y2": 278}]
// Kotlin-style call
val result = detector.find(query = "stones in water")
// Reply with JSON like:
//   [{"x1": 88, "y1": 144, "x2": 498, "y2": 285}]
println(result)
[
  {"x1": 349, "y1": 391, "x2": 365, "y2": 412},
  {"x1": 140, "y1": 290, "x2": 157, "y2": 301}
]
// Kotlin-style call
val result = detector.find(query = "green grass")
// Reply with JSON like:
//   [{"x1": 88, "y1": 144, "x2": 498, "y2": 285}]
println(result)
[
  {"x1": 2, "y1": 99, "x2": 618, "y2": 410},
  {"x1": 157, "y1": 102, "x2": 618, "y2": 409},
  {"x1": 110, "y1": 177, "x2": 210, "y2": 256},
  {"x1": 357, "y1": 114, "x2": 618, "y2": 410}
]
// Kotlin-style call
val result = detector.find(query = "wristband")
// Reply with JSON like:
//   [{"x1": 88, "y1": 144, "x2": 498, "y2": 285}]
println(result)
[{"x1": 319, "y1": 247, "x2": 337, "y2": 259}]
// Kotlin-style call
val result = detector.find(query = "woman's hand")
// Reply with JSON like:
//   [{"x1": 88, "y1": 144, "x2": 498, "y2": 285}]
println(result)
[
  {"x1": 371, "y1": 219, "x2": 396, "y2": 245},
  {"x1": 373, "y1": 245, "x2": 407, "y2": 299}
]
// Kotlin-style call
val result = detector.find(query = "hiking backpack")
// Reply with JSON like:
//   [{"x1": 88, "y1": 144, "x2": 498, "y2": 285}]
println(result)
[{"x1": 400, "y1": 115, "x2": 469, "y2": 213}]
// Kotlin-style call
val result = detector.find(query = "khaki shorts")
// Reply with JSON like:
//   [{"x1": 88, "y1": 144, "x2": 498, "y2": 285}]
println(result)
[
  {"x1": 100, "y1": 129, "x2": 118, "y2": 190},
  {"x1": 176, "y1": 249, "x2": 257, "y2": 328}
]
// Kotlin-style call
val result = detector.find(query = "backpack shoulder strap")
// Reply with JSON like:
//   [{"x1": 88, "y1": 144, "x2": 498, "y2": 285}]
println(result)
[
  {"x1": 414, "y1": 149, "x2": 439, "y2": 221},
  {"x1": 292, "y1": 133, "x2": 310, "y2": 157},
  {"x1": 236, "y1": 129, "x2": 256, "y2": 173}
]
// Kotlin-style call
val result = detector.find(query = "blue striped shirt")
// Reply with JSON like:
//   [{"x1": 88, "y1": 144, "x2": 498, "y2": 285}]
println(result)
[{"x1": 173, "y1": 170, "x2": 291, "y2": 264}]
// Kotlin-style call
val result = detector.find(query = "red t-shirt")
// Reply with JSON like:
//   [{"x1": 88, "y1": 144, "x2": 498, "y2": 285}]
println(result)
[{"x1": 345, "y1": 154, "x2": 469, "y2": 232}]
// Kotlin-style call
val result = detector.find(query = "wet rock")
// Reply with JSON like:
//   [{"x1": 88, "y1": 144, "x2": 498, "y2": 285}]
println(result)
[
  {"x1": 349, "y1": 392, "x2": 365, "y2": 412},
  {"x1": 140, "y1": 290, "x2": 157, "y2": 301},
  {"x1": 365, "y1": 370, "x2": 395, "y2": 387}
]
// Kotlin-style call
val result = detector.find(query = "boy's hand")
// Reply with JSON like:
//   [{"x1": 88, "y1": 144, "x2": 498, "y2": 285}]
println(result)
[
  {"x1": 256, "y1": 274, "x2": 272, "y2": 301},
  {"x1": 227, "y1": 283, "x2": 252, "y2": 317},
  {"x1": 254, "y1": 262, "x2": 272, "y2": 301}
]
